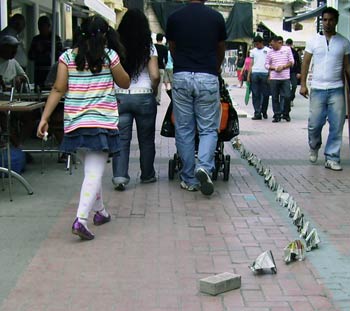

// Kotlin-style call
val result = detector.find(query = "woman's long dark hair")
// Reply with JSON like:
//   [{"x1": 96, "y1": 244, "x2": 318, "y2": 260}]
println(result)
[
  {"x1": 117, "y1": 9, "x2": 153, "y2": 79},
  {"x1": 75, "y1": 15, "x2": 125, "y2": 73}
]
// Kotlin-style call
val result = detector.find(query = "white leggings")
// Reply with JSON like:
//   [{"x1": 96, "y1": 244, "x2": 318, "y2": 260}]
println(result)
[{"x1": 76, "y1": 151, "x2": 108, "y2": 220}]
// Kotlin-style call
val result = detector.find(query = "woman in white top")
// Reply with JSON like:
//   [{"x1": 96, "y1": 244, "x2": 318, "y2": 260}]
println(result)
[{"x1": 112, "y1": 9, "x2": 160, "y2": 191}]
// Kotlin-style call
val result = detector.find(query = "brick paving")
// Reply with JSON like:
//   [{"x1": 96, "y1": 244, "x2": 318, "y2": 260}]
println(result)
[{"x1": 1, "y1": 77, "x2": 350, "y2": 310}]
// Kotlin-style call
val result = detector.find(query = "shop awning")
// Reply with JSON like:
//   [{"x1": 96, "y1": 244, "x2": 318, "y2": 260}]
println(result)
[
  {"x1": 260, "y1": 20, "x2": 315, "y2": 46},
  {"x1": 151, "y1": 2, "x2": 186, "y2": 32},
  {"x1": 74, "y1": 0, "x2": 116, "y2": 24},
  {"x1": 284, "y1": 4, "x2": 326, "y2": 23},
  {"x1": 226, "y1": 2, "x2": 254, "y2": 41}
]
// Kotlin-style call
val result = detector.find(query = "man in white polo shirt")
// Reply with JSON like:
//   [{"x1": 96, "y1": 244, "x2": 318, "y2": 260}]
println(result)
[
  {"x1": 300, "y1": 7, "x2": 350, "y2": 171},
  {"x1": 249, "y1": 35, "x2": 271, "y2": 120}
]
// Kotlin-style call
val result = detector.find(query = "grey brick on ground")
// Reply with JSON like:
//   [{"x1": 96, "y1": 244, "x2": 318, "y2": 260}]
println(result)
[{"x1": 199, "y1": 272, "x2": 241, "y2": 295}]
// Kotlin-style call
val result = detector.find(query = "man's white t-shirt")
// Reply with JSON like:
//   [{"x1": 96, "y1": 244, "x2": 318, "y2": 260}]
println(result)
[
  {"x1": 0, "y1": 57, "x2": 28, "y2": 84},
  {"x1": 305, "y1": 33, "x2": 350, "y2": 89},
  {"x1": 250, "y1": 46, "x2": 270, "y2": 73}
]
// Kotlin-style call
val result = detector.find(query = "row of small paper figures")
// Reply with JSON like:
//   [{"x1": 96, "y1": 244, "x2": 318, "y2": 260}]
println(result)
[
  {"x1": 232, "y1": 138, "x2": 321, "y2": 250},
  {"x1": 249, "y1": 240, "x2": 309, "y2": 274},
  {"x1": 232, "y1": 141, "x2": 322, "y2": 274}
]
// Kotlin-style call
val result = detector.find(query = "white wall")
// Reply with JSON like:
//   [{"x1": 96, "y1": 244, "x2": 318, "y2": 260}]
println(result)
[
  {"x1": 0, "y1": 0, "x2": 8, "y2": 30},
  {"x1": 338, "y1": 2, "x2": 350, "y2": 38}
]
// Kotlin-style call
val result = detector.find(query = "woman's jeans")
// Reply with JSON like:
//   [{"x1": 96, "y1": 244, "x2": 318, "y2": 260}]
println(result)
[
  {"x1": 308, "y1": 87, "x2": 345, "y2": 162},
  {"x1": 112, "y1": 93, "x2": 157, "y2": 183},
  {"x1": 172, "y1": 72, "x2": 220, "y2": 186}
]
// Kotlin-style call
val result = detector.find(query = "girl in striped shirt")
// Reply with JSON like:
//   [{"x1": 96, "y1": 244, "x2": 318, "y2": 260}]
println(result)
[{"x1": 37, "y1": 15, "x2": 130, "y2": 240}]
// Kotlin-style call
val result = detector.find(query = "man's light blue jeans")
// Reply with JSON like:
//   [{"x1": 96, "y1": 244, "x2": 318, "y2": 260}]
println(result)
[
  {"x1": 308, "y1": 87, "x2": 345, "y2": 162},
  {"x1": 172, "y1": 72, "x2": 220, "y2": 186}
]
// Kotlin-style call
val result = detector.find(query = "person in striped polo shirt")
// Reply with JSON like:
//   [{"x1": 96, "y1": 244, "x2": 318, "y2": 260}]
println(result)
[
  {"x1": 37, "y1": 16, "x2": 130, "y2": 240},
  {"x1": 265, "y1": 36, "x2": 294, "y2": 122}
]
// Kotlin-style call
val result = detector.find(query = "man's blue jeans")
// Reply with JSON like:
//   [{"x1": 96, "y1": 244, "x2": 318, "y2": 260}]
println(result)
[
  {"x1": 270, "y1": 79, "x2": 291, "y2": 119},
  {"x1": 308, "y1": 87, "x2": 345, "y2": 162},
  {"x1": 112, "y1": 93, "x2": 157, "y2": 183},
  {"x1": 251, "y1": 72, "x2": 270, "y2": 117},
  {"x1": 172, "y1": 72, "x2": 220, "y2": 186}
]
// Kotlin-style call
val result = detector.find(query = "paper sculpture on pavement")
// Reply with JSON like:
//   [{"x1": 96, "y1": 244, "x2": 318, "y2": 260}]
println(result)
[
  {"x1": 249, "y1": 250, "x2": 277, "y2": 274},
  {"x1": 305, "y1": 228, "x2": 321, "y2": 251},
  {"x1": 292, "y1": 207, "x2": 304, "y2": 230},
  {"x1": 284, "y1": 240, "x2": 305, "y2": 263},
  {"x1": 299, "y1": 221, "x2": 310, "y2": 238}
]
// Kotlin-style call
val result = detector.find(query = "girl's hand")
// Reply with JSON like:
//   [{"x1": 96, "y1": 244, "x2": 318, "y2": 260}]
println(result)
[{"x1": 37, "y1": 119, "x2": 49, "y2": 139}]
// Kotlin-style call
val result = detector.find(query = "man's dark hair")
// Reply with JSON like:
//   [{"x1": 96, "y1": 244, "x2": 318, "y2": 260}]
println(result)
[
  {"x1": 8, "y1": 14, "x2": 25, "y2": 32},
  {"x1": 286, "y1": 38, "x2": 293, "y2": 45},
  {"x1": 253, "y1": 35, "x2": 263, "y2": 43},
  {"x1": 156, "y1": 33, "x2": 164, "y2": 42},
  {"x1": 9, "y1": 13, "x2": 25, "y2": 24},
  {"x1": 322, "y1": 6, "x2": 339, "y2": 22},
  {"x1": 272, "y1": 35, "x2": 283, "y2": 42},
  {"x1": 38, "y1": 15, "x2": 51, "y2": 28}
]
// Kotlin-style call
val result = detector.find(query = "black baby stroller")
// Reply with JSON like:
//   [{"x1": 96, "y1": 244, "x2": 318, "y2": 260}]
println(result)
[{"x1": 161, "y1": 75, "x2": 239, "y2": 181}]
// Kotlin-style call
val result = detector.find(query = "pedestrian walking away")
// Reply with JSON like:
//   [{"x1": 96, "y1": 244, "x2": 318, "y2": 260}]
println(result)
[
  {"x1": 300, "y1": 6, "x2": 350, "y2": 171},
  {"x1": 166, "y1": 0, "x2": 227, "y2": 196},
  {"x1": 163, "y1": 49, "x2": 173, "y2": 99},
  {"x1": 286, "y1": 38, "x2": 301, "y2": 107},
  {"x1": 36, "y1": 15, "x2": 130, "y2": 240},
  {"x1": 112, "y1": 9, "x2": 160, "y2": 191},
  {"x1": 154, "y1": 33, "x2": 168, "y2": 105}
]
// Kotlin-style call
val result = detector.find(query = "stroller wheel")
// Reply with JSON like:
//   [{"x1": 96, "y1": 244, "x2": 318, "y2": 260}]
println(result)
[
  {"x1": 168, "y1": 159, "x2": 175, "y2": 180},
  {"x1": 212, "y1": 169, "x2": 218, "y2": 181},
  {"x1": 223, "y1": 159, "x2": 230, "y2": 181}
]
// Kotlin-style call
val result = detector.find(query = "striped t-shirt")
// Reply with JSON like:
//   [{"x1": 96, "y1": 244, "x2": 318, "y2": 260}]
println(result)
[
  {"x1": 265, "y1": 45, "x2": 294, "y2": 80},
  {"x1": 59, "y1": 48, "x2": 120, "y2": 133}
]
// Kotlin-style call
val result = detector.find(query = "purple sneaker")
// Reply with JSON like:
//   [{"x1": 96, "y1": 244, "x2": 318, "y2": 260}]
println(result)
[
  {"x1": 93, "y1": 211, "x2": 111, "y2": 226},
  {"x1": 72, "y1": 218, "x2": 95, "y2": 240}
]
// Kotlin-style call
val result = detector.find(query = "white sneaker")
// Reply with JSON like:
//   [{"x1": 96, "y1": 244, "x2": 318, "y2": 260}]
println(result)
[
  {"x1": 180, "y1": 181, "x2": 199, "y2": 192},
  {"x1": 195, "y1": 168, "x2": 214, "y2": 196},
  {"x1": 309, "y1": 149, "x2": 318, "y2": 163},
  {"x1": 325, "y1": 160, "x2": 342, "y2": 171}
]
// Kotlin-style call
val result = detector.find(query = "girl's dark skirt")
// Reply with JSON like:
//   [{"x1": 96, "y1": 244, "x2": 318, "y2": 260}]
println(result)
[{"x1": 60, "y1": 128, "x2": 120, "y2": 155}]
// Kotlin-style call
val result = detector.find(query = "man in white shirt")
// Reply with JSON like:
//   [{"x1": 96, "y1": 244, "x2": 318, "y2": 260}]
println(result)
[
  {"x1": 300, "y1": 7, "x2": 350, "y2": 171},
  {"x1": 0, "y1": 35, "x2": 28, "y2": 89},
  {"x1": 248, "y1": 35, "x2": 271, "y2": 120},
  {"x1": 0, "y1": 14, "x2": 27, "y2": 70}
]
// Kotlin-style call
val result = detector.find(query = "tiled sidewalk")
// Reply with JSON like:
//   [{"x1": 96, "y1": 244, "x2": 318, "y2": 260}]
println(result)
[{"x1": 0, "y1": 80, "x2": 349, "y2": 310}]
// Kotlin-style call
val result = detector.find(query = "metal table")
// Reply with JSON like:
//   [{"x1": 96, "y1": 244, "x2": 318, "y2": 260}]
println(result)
[{"x1": 0, "y1": 100, "x2": 46, "y2": 200}]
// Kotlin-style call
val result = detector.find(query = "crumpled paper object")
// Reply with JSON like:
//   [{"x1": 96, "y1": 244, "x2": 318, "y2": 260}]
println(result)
[
  {"x1": 292, "y1": 207, "x2": 304, "y2": 229},
  {"x1": 299, "y1": 221, "x2": 309, "y2": 238},
  {"x1": 284, "y1": 240, "x2": 305, "y2": 263},
  {"x1": 305, "y1": 228, "x2": 320, "y2": 251},
  {"x1": 249, "y1": 250, "x2": 277, "y2": 274}
]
